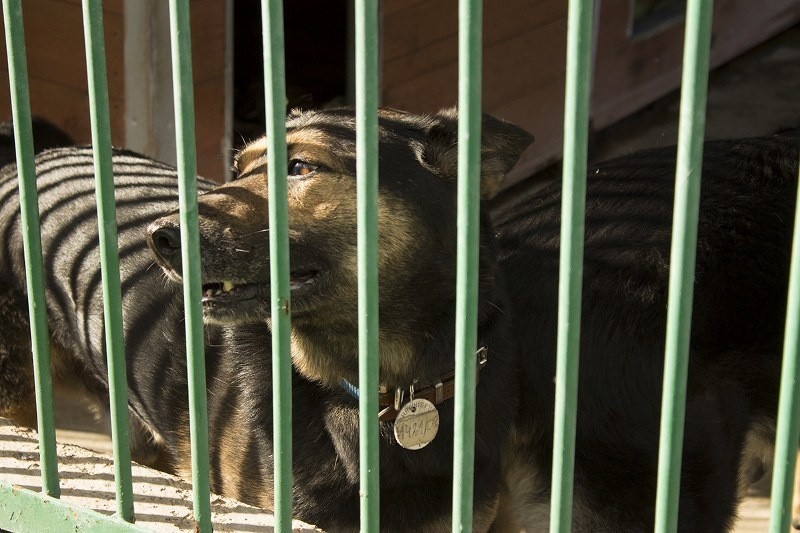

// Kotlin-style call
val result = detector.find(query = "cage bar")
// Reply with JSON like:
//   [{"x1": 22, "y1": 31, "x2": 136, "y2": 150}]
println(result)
[
  {"x1": 653, "y1": 0, "x2": 714, "y2": 531},
  {"x1": 166, "y1": 1, "x2": 212, "y2": 531},
  {"x1": 0, "y1": 0, "x2": 60, "y2": 498},
  {"x1": 260, "y1": 1, "x2": 293, "y2": 530},
  {"x1": 80, "y1": 0, "x2": 135, "y2": 521},
  {"x1": 355, "y1": 0, "x2": 381, "y2": 531},
  {"x1": 549, "y1": 0, "x2": 594, "y2": 530},
  {"x1": 452, "y1": 0, "x2": 483, "y2": 530},
  {"x1": 768, "y1": 171, "x2": 800, "y2": 532}
]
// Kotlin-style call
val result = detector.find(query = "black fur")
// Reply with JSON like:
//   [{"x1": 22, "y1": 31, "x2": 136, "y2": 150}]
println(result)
[
  {"x1": 493, "y1": 134, "x2": 797, "y2": 530},
  {"x1": 0, "y1": 117, "x2": 73, "y2": 168},
  {"x1": 0, "y1": 109, "x2": 797, "y2": 532}
]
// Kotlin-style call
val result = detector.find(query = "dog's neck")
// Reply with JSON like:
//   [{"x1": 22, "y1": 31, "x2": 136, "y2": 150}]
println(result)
[
  {"x1": 289, "y1": 323, "x2": 435, "y2": 389},
  {"x1": 287, "y1": 293, "x2": 503, "y2": 392}
]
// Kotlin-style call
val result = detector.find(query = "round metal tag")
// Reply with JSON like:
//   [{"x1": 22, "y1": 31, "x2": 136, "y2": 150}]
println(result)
[{"x1": 393, "y1": 398, "x2": 439, "y2": 450}]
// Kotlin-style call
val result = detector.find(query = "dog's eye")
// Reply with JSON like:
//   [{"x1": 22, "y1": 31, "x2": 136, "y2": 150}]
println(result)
[{"x1": 288, "y1": 160, "x2": 317, "y2": 177}]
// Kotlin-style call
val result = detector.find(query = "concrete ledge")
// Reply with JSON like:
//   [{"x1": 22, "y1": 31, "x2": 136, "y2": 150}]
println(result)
[{"x1": 0, "y1": 418, "x2": 320, "y2": 532}]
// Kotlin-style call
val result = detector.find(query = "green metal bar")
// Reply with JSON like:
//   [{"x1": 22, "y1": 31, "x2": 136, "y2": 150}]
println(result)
[
  {"x1": 260, "y1": 1, "x2": 292, "y2": 529},
  {"x1": 653, "y1": 0, "x2": 713, "y2": 530},
  {"x1": 1, "y1": 0, "x2": 60, "y2": 498},
  {"x1": 355, "y1": 0, "x2": 380, "y2": 532},
  {"x1": 768, "y1": 169, "x2": 800, "y2": 532},
  {"x1": 166, "y1": 2, "x2": 212, "y2": 531},
  {"x1": 81, "y1": 0, "x2": 135, "y2": 522},
  {"x1": 549, "y1": 0, "x2": 593, "y2": 530},
  {"x1": 452, "y1": 0, "x2": 482, "y2": 530},
  {"x1": 0, "y1": 483, "x2": 144, "y2": 533}
]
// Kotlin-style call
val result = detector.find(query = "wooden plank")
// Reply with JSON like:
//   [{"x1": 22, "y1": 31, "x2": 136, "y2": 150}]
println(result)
[
  {"x1": 382, "y1": 0, "x2": 456, "y2": 62},
  {"x1": 591, "y1": 0, "x2": 800, "y2": 128},
  {"x1": 57, "y1": 0, "x2": 124, "y2": 15},
  {"x1": 0, "y1": 76, "x2": 124, "y2": 146},
  {"x1": 0, "y1": 0, "x2": 124, "y2": 94},
  {"x1": 383, "y1": 0, "x2": 565, "y2": 86},
  {"x1": 189, "y1": 0, "x2": 226, "y2": 83},
  {"x1": 194, "y1": 75, "x2": 227, "y2": 183},
  {"x1": 0, "y1": 0, "x2": 125, "y2": 158},
  {"x1": 382, "y1": 0, "x2": 430, "y2": 17},
  {"x1": 383, "y1": 15, "x2": 567, "y2": 114},
  {"x1": 383, "y1": 0, "x2": 558, "y2": 62},
  {"x1": 381, "y1": 0, "x2": 800, "y2": 185}
]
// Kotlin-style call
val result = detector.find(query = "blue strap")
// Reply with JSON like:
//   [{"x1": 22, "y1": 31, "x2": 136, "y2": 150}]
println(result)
[{"x1": 338, "y1": 377, "x2": 360, "y2": 400}]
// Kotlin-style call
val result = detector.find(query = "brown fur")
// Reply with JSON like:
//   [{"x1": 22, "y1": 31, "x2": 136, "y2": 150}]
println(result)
[
  {"x1": 2, "y1": 109, "x2": 797, "y2": 531},
  {"x1": 144, "y1": 107, "x2": 529, "y2": 530}
]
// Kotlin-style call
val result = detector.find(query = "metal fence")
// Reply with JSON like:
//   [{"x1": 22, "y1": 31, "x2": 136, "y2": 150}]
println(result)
[{"x1": 0, "y1": 0, "x2": 799, "y2": 532}]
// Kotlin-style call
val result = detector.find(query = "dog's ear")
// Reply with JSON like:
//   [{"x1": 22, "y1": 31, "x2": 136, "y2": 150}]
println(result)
[{"x1": 421, "y1": 107, "x2": 534, "y2": 199}]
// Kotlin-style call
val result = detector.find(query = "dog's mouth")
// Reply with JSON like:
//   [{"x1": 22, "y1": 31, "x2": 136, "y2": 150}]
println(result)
[
  {"x1": 200, "y1": 269, "x2": 320, "y2": 324},
  {"x1": 201, "y1": 281, "x2": 264, "y2": 304}
]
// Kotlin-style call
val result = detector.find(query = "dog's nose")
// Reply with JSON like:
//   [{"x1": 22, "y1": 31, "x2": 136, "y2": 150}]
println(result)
[{"x1": 148, "y1": 222, "x2": 183, "y2": 271}]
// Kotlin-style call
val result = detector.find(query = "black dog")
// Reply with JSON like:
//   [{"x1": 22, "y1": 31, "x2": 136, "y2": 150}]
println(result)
[
  {"x1": 0, "y1": 108, "x2": 797, "y2": 531},
  {"x1": 0, "y1": 117, "x2": 74, "y2": 168}
]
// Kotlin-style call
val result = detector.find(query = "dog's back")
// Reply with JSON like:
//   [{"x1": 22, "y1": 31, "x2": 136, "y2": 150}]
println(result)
[
  {"x1": 0, "y1": 147, "x2": 216, "y2": 465},
  {"x1": 494, "y1": 133, "x2": 799, "y2": 531}
]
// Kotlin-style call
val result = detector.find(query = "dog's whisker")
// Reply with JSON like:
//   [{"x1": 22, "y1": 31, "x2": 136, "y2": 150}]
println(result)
[
  {"x1": 239, "y1": 228, "x2": 269, "y2": 238},
  {"x1": 205, "y1": 340, "x2": 225, "y2": 347},
  {"x1": 488, "y1": 301, "x2": 507, "y2": 316}
]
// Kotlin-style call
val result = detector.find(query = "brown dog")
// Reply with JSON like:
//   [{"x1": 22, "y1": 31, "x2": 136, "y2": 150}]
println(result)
[{"x1": 1, "y1": 107, "x2": 798, "y2": 531}]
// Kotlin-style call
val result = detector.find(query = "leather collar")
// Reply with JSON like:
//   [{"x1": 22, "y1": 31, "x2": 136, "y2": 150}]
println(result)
[{"x1": 338, "y1": 346, "x2": 489, "y2": 422}]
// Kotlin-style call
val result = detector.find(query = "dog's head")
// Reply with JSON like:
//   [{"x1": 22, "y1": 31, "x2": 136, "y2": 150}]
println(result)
[{"x1": 148, "y1": 107, "x2": 532, "y2": 384}]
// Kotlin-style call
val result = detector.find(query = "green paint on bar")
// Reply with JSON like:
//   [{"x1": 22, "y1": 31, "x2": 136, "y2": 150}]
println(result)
[
  {"x1": 355, "y1": 1, "x2": 381, "y2": 532},
  {"x1": 653, "y1": 0, "x2": 714, "y2": 531},
  {"x1": 80, "y1": 0, "x2": 135, "y2": 522},
  {"x1": 452, "y1": 0, "x2": 482, "y2": 530},
  {"x1": 0, "y1": 0, "x2": 60, "y2": 498},
  {"x1": 768, "y1": 171, "x2": 800, "y2": 532},
  {"x1": 549, "y1": 0, "x2": 594, "y2": 530},
  {"x1": 260, "y1": 1, "x2": 293, "y2": 530},
  {"x1": 0, "y1": 483, "x2": 144, "y2": 532},
  {"x1": 167, "y1": 1, "x2": 212, "y2": 531}
]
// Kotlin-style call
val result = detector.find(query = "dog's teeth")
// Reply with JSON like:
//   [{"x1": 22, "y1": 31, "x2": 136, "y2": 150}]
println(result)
[{"x1": 223, "y1": 281, "x2": 234, "y2": 292}]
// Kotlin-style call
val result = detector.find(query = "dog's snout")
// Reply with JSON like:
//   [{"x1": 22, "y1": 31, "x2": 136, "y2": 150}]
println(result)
[
  {"x1": 150, "y1": 224, "x2": 181, "y2": 258},
  {"x1": 148, "y1": 222, "x2": 183, "y2": 272}
]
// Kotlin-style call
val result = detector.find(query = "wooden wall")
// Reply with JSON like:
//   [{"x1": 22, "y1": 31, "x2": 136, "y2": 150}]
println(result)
[
  {"x1": 592, "y1": 0, "x2": 800, "y2": 130},
  {"x1": 0, "y1": 0, "x2": 227, "y2": 181},
  {"x1": 186, "y1": 0, "x2": 227, "y2": 181},
  {"x1": 381, "y1": 0, "x2": 800, "y2": 187},
  {"x1": 2, "y1": 1, "x2": 799, "y2": 187},
  {"x1": 0, "y1": 0, "x2": 125, "y2": 145}
]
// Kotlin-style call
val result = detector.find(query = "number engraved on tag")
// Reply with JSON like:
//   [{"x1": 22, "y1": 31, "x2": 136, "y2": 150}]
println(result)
[{"x1": 393, "y1": 398, "x2": 439, "y2": 450}]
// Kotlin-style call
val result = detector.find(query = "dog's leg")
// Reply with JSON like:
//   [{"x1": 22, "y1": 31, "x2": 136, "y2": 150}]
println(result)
[
  {"x1": 0, "y1": 286, "x2": 171, "y2": 473},
  {"x1": 792, "y1": 450, "x2": 800, "y2": 530},
  {"x1": 126, "y1": 410, "x2": 173, "y2": 472},
  {"x1": 0, "y1": 288, "x2": 37, "y2": 428},
  {"x1": 676, "y1": 392, "x2": 750, "y2": 532}
]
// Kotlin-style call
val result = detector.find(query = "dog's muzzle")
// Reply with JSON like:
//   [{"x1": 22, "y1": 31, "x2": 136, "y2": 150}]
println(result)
[{"x1": 148, "y1": 221, "x2": 183, "y2": 275}]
